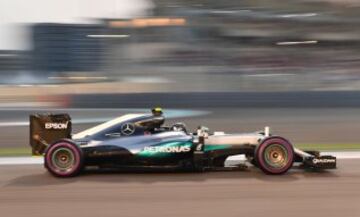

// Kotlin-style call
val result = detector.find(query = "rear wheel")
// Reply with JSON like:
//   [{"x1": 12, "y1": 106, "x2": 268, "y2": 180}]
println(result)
[
  {"x1": 45, "y1": 140, "x2": 84, "y2": 177},
  {"x1": 255, "y1": 137, "x2": 294, "y2": 175}
]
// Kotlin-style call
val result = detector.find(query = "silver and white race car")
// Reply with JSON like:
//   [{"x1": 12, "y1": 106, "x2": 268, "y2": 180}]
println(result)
[{"x1": 29, "y1": 108, "x2": 336, "y2": 177}]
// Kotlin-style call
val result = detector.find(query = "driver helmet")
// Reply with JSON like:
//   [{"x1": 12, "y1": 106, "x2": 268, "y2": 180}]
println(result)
[{"x1": 151, "y1": 107, "x2": 163, "y2": 116}]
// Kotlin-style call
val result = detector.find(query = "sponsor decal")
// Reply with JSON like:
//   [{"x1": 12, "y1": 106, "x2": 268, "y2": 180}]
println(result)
[
  {"x1": 121, "y1": 123, "x2": 135, "y2": 135},
  {"x1": 45, "y1": 122, "x2": 69, "y2": 130},
  {"x1": 312, "y1": 158, "x2": 336, "y2": 164},
  {"x1": 144, "y1": 145, "x2": 191, "y2": 153}
]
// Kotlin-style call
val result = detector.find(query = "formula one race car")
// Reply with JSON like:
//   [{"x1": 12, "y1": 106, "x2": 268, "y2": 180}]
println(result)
[{"x1": 29, "y1": 108, "x2": 336, "y2": 177}]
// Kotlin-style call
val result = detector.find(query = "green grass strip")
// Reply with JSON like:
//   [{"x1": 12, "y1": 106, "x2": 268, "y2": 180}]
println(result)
[
  {"x1": 295, "y1": 143, "x2": 360, "y2": 151},
  {"x1": 0, "y1": 147, "x2": 32, "y2": 156}
]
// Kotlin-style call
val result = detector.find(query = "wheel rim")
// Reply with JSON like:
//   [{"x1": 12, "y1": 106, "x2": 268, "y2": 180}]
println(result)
[
  {"x1": 264, "y1": 144, "x2": 288, "y2": 168},
  {"x1": 51, "y1": 147, "x2": 75, "y2": 172}
]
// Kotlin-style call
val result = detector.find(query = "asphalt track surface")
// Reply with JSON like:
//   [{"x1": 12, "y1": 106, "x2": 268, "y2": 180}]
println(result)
[
  {"x1": 70, "y1": 91, "x2": 360, "y2": 108},
  {"x1": 0, "y1": 159, "x2": 359, "y2": 217},
  {"x1": 3, "y1": 91, "x2": 360, "y2": 147},
  {"x1": 1, "y1": 91, "x2": 360, "y2": 216},
  {"x1": 1, "y1": 107, "x2": 360, "y2": 148}
]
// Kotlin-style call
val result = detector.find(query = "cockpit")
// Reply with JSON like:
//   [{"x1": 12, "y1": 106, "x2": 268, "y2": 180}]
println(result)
[{"x1": 72, "y1": 108, "x2": 187, "y2": 140}]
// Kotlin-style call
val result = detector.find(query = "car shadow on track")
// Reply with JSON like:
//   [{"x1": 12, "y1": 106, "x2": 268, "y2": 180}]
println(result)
[
  {"x1": 5, "y1": 172, "x2": 77, "y2": 187},
  {"x1": 78, "y1": 167, "x2": 338, "y2": 184},
  {"x1": 5, "y1": 166, "x2": 339, "y2": 187}
]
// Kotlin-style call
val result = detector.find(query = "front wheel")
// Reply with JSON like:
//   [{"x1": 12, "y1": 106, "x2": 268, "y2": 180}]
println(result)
[
  {"x1": 45, "y1": 140, "x2": 84, "y2": 177},
  {"x1": 255, "y1": 136, "x2": 294, "y2": 175}
]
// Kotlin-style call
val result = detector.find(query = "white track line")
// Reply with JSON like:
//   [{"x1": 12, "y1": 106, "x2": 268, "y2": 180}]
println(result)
[
  {"x1": 0, "y1": 151, "x2": 359, "y2": 166},
  {"x1": 0, "y1": 157, "x2": 43, "y2": 165},
  {"x1": 228, "y1": 151, "x2": 360, "y2": 161},
  {"x1": 323, "y1": 151, "x2": 360, "y2": 159}
]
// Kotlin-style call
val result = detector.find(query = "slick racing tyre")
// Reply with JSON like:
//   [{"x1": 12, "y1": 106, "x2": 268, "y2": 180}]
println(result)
[
  {"x1": 255, "y1": 136, "x2": 294, "y2": 175},
  {"x1": 45, "y1": 140, "x2": 84, "y2": 177}
]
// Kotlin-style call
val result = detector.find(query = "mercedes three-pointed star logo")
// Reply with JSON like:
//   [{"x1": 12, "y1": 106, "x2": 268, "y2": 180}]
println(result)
[{"x1": 121, "y1": 123, "x2": 135, "y2": 135}]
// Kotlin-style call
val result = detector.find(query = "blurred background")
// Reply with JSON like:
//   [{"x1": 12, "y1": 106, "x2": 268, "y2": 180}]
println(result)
[
  {"x1": 1, "y1": 2, "x2": 360, "y2": 215},
  {"x1": 2, "y1": 0, "x2": 360, "y2": 90},
  {"x1": 1, "y1": 0, "x2": 360, "y2": 151}
]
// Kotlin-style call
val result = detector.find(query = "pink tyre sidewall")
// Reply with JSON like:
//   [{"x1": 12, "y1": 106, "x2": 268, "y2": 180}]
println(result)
[
  {"x1": 256, "y1": 137, "x2": 294, "y2": 175},
  {"x1": 45, "y1": 141, "x2": 82, "y2": 177}
]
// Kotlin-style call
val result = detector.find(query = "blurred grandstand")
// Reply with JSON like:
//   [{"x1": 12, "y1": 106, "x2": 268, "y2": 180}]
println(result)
[{"x1": 0, "y1": 0, "x2": 360, "y2": 92}]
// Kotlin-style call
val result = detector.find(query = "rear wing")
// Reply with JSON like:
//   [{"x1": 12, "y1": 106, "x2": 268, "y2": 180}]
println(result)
[{"x1": 29, "y1": 113, "x2": 72, "y2": 155}]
